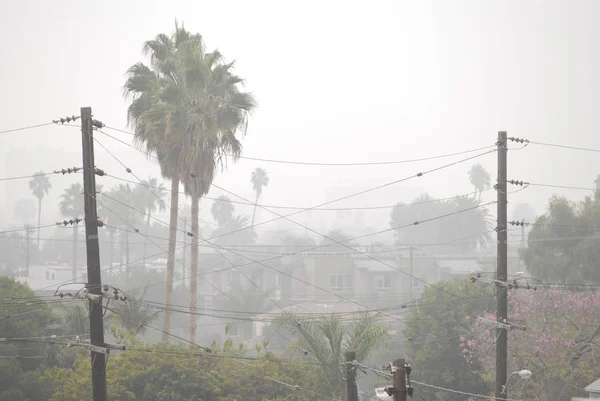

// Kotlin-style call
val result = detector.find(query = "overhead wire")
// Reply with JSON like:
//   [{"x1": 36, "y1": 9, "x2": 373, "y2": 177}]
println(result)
[
  {"x1": 106, "y1": 172, "x2": 493, "y2": 211},
  {"x1": 93, "y1": 188, "x2": 297, "y2": 345},
  {"x1": 0, "y1": 122, "x2": 55, "y2": 135},
  {"x1": 101, "y1": 125, "x2": 496, "y2": 167}
]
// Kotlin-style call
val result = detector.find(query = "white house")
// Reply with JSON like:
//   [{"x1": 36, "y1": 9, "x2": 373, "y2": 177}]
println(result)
[{"x1": 585, "y1": 379, "x2": 600, "y2": 399}]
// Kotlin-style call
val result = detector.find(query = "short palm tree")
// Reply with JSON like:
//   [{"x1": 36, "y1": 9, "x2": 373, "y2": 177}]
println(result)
[
  {"x1": 137, "y1": 178, "x2": 167, "y2": 263},
  {"x1": 277, "y1": 312, "x2": 388, "y2": 399},
  {"x1": 59, "y1": 183, "x2": 84, "y2": 281},
  {"x1": 250, "y1": 167, "x2": 269, "y2": 234},
  {"x1": 468, "y1": 164, "x2": 492, "y2": 199},
  {"x1": 29, "y1": 171, "x2": 51, "y2": 251},
  {"x1": 110, "y1": 285, "x2": 159, "y2": 336}
]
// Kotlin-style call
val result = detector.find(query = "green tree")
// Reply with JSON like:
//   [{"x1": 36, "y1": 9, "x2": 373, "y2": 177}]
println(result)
[
  {"x1": 276, "y1": 312, "x2": 388, "y2": 399},
  {"x1": 520, "y1": 195, "x2": 600, "y2": 285},
  {"x1": 28, "y1": 171, "x2": 51, "y2": 252},
  {"x1": 46, "y1": 341, "x2": 326, "y2": 401},
  {"x1": 390, "y1": 194, "x2": 493, "y2": 253},
  {"x1": 0, "y1": 277, "x2": 60, "y2": 401},
  {"x1": 136, "y1": 178, "x2": 167, "y2": 264},
  {"x1": 403, "y1": 279, "x2": 494, "y2": 401},
  {"x1": 250, "y1": 167, "x2": 269, "y2": 234},
  {"x1": 446, "y1": 195, "x2": 493, "y2": 252},
  {"x1": 211, "y1": 195, "x2": 235, "y2": 226},
  {"x1": 59, "y1": 183, "x2": 84, "y2": 281},
  {"x1": 468, "y1": 164, "x2": 491, "y2": 199}
]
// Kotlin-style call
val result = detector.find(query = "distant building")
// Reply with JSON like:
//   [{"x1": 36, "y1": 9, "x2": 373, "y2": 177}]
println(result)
[{"x1": 16, "y1": 264, "x2": 87, "y2": 297}]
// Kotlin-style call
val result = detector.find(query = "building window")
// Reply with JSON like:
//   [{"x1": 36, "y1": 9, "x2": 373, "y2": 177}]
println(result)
[
  {"x1": 329, "y1": 274, "x2": 353, "y2": 291},
  {"x1": 45, "y1": 271, "x2": 49, "y2": 280},
  {"x1": 375, "y1": 274, "x2": 392, "y2": 289}
]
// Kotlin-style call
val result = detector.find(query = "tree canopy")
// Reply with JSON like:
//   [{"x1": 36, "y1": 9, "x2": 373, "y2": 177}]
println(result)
[
  {"x1": 521, "y1": 193, "x2": 600, "y2": 285},
  {"x1": 403, "y1": 279, "x2": 494, "y2": 401}
]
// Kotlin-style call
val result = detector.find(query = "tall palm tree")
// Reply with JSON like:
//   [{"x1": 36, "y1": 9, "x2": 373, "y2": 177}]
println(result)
[
  {"x1": 178, "y1": 37, "x2": 256, "y2": 344},
  {"x1": 124, "y1": 23, "x2": 194, "y2": 340},
  {"x1": 124, "y1": 22, "x2": 255, "y2": 342},
  {"x1": 59, "y1": 183, "x2": 84, "y2": 281},
  {"x1": 137, "y1": 178, "x2": 167, "y2": 264},
  {"x1": 250, "y1": 167, "x2": 269, "y2": 235},
  {"x1": 29, "y1": 171, "x2": 51, "y2": 251},
  {"x1": 468, "y1": 164, "x2": 492, "y2": 199}
]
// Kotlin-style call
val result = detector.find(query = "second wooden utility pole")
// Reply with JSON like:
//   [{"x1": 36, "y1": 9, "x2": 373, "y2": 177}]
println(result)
[
  {"x1": 81, "y1": 107, "x2": 107, "y2": 401},
  {"x1": 495, "y1": 131, "x2": 508, "y2": 400},
  {"x1": 345, "y1": 351, "x2": 358, "y2": 401},
  {"x1": 392, "y1": 359, "x2": 406, "y2": 401}
]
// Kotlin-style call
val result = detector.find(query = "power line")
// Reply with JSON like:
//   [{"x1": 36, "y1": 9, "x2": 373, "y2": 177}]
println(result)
[
  {"x1": 412, "y1": 380, "x2": 520, "y2": 401},
  {"x1": 528, "y1": 140, "x2": 600, "y2": 154},
  {"x1": 94, "y1": 193, "x2": 296, "y2": 345},
  {"x1": 107, "y1": 173, "x2": 495, "y2": 211},
  {"x1": 0, "y1": 122, "x2": 55, "y2": 135},
  {"x1": 0, "y1": 223, "x2": 57, "y2": 235},
  {"x1": 528, "y1": 182, "x2": 598, "y2": 192},
  {"x1": 102, "y1": 126, "x2": 496, "y2": 166}
]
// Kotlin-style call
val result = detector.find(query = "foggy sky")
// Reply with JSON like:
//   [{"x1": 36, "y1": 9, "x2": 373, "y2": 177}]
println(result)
[{"x1": 1, "y1": 0, "x2": 599, "y2": 239}]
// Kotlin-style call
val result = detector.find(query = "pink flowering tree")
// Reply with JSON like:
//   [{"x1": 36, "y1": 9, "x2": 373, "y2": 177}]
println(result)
[{"x1": 463, "y1": 289, "x2": 600, "y2": 401}]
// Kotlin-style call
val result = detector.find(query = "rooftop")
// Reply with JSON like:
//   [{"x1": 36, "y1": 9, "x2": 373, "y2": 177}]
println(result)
[{"x1": 585, "y1": 378, "x2": 600, "y2": 393}]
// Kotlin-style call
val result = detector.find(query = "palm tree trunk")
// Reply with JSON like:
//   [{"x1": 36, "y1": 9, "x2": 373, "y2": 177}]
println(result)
[
  {"x1": 189, "y1": 191, "x2": 199, "y2": 344},
  {"x1": 250, "y1": 192, "x2": 259, "y2": 236},
  {"x1": 143, "y1": 210, "x2": 151, "y2": 264},
  {"x1": 126, "y1": 231, "x2": 130, "y2": 280},
  {"x1": 37, "y1": 198, "x2": 42, "y2": 253},
  {"x1": 109, "y1": 229, "x2": 114, "y2": 271},
  {"x1": 163, "y1": 175, "x2": 180, "y2": 342},
  {"x1": 72, "y1": 224, "x2": 77, "y2": 281}
]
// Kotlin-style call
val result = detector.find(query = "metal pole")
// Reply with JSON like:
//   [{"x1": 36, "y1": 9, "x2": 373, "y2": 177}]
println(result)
[
  {"x1": 81, "y1": 107, "x2": 107, "y2": 401},
  {"x1": 495, "y1": 131, "x2": 508, "y2": 400}
]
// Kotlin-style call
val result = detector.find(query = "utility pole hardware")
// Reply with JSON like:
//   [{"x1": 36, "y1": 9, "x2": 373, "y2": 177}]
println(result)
[
  {"x1": 346, "y1": 351, "x2": 359, "y2": 401},
  {"x1": 496, "y1": 131, "x2": 508, "y2": 400},
  {"x1": 81, "y1": 107, "x2": 107, "y2": 401}
]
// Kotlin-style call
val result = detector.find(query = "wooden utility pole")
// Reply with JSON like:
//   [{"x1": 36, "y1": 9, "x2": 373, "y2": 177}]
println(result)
[
  {"x1": 81, "y1": 107, "x2": 107, "y2": 401},
  {"x1": 495, "y1": 131, "x2": 508, "y2": 400},
  {"x1": 392, "y1": 359, "x2": 407, "y2": 401},
  {"x1": 345, "y1": 351, "x2": 358, "y2": 401}
]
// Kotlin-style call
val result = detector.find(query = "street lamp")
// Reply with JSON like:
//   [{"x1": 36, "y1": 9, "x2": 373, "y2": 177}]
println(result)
[{"x1": 502, "y1": 369, "x2": 533, "y2": 394}]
